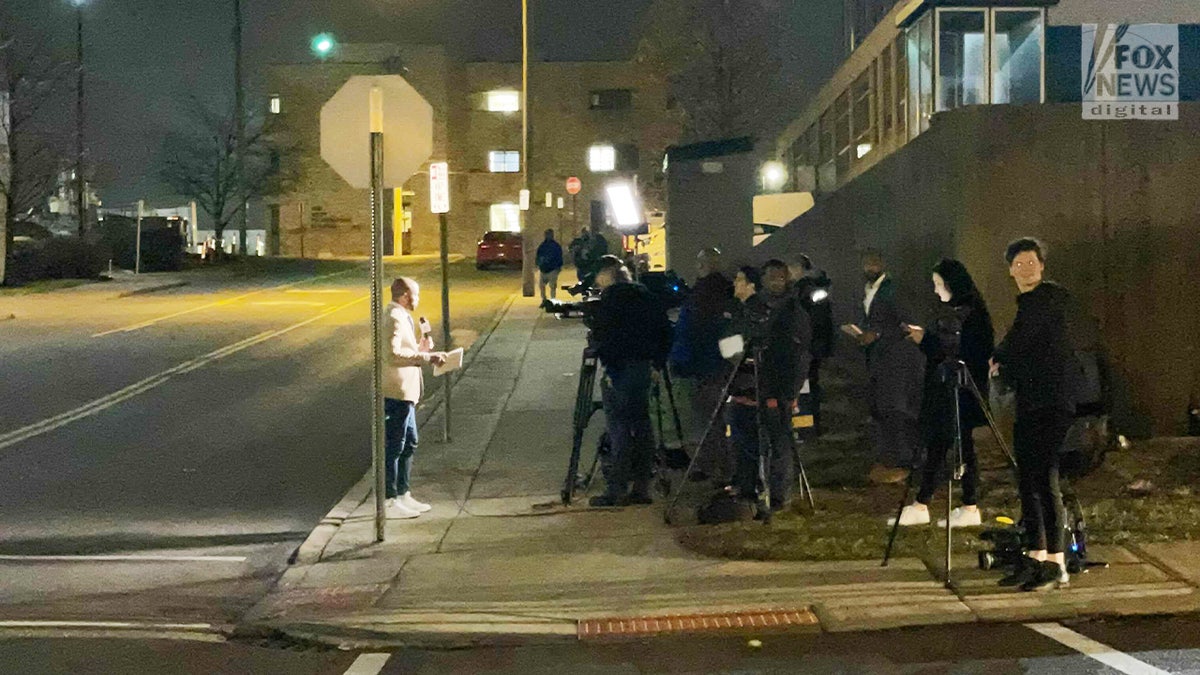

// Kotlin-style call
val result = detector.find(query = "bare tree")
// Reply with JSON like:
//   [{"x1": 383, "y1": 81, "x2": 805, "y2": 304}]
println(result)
[
  {"x1": 159, "y1": 103, "x2": 291, "y2": 252},
  {"x1": 636, "y1": 0, "x2": 787, "y2": 141},
  {"x1": 0, "y1": 35, "x2": 70, "y2": 284}
]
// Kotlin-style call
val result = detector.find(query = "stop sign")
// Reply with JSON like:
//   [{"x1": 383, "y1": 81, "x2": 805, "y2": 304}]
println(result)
[
  {"x1": 320, "y1": 75, "x2": 433, "y2": 189},
  {"x1": 565, "y1": 176, "x2": 582, "y2": 195}
]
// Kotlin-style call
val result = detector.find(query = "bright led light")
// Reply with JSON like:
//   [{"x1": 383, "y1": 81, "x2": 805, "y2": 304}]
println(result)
[
  {"x1": 605, "y1": 183, "x2": 643, "y2": 229},
  {"x1": 760, "y1": 161, "x2": 787, "y2": 191},
  {"x1": 811, "y1": 288, "x2": 829, "y2": 303},
  {"x1": 856, "y1": 143, "x2": 874, "y2": 159},
  {"x1": 311, "y1": 33, "x2": 336, "y2": 58}
]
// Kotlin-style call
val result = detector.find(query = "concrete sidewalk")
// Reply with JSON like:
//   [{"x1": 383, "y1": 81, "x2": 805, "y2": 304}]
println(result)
[{"x1": 242, "y1": 297, "x2": 1200, "y2": 647}]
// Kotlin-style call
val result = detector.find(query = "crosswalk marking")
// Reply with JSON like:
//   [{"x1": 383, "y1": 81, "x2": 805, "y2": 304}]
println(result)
[
  {"x1": 1026, "y1": 622, "x2": 1171, "y2": 675},
  {"x1": 344, "y1": 652, "x2": 391, "y2": 675}
]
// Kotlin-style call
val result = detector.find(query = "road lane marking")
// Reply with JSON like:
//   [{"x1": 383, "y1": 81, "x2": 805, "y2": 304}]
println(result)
[
  {"x1": 344, "y1": 653, "x2": 391, "y2": 675},
  {"x1": 0, "y1": 295, "x2": 367, "y2": 451},
  {"x1": 0, "y1": 621, "x2": 215, "y2": 631},
  {"x1": 0, "y1": 554, "x2": 247, "y2": 563},
  {"x1": 252, "y1": 301, "x2": 328, "y2": 307},
  {"x1": 1025, "y1": 622, "x2": 1171, "y2": 675},
  {"x1": 91, "y1": 268, "x2": 358, "y2": 337},
  {"x1": 286, "y1": 289, "x2": 352, "y2": 294}
]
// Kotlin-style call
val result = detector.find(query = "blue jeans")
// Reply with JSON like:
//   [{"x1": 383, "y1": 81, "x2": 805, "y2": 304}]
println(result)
[
  {"x1": 599, "y1": 361, "x2": 654, "y2": 499},
  {"x1": 385, "y1": 398, "x2": 418, "y2": 498}
]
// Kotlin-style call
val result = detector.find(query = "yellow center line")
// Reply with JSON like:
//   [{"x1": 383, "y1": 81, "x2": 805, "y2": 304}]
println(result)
[{"x1": 91, "y1": 268, "x2": 359, "y2": 338}]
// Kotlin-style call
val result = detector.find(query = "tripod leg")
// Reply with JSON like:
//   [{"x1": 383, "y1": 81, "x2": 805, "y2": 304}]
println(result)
[
  {"x1": 563, "y1": 358, "x2": 597, "y2": 506},
  {"x1": 661, "y1": 369, "x2": 687, "y2": 448},
  {"x1": 663, "y1": 358, "x2": 742, "y2": 524},
  {"x1": 882, "y1": 469, "x2": 916, "y2": 566}
]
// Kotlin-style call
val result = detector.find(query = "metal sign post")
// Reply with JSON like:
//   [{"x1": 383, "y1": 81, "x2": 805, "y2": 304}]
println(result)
[
  {"x1": 135, "y1": 199, "x2": 144, "y2": 274},
  {"x1": 319, "y1": 74, "x2": 434, "y2": 544},
  {"x1": 369, "y1": 87, "x2": 387, "y2": 543},
  {"x1": 430, "y1": 162, "x2": 452, "y2": 443}
]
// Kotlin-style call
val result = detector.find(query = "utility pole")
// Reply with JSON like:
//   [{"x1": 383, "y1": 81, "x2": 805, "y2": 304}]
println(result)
[
  {"x1": 520, "y1": 0, "x2": 535, "y2": 297},
  {"x1": 233, "y1": 0, "x2": 247, "y2": 255},
  {"x1": 75, "y1": 3, "x2": 86, "y2": 238}
]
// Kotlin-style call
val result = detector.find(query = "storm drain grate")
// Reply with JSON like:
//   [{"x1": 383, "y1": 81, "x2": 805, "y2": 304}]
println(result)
[{"x1": 577, "y1": 607, "x2": 818, "y2": 639}]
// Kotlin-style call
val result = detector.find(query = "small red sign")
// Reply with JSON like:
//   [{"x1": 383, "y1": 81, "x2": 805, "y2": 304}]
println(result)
[{"x1": 565, "y1": 176, "x2": 582, "y2": 195}]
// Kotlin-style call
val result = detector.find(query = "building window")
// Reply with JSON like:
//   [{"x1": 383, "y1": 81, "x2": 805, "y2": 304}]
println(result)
[
  {"x1": 590, "y1": 89, "x2": 633, "y2": 110},
  {"x1": 895, "y1": 34, "x2": 908, "y2": 141},
  {"x1": 489, "y1": 203, "x2": 521, "y2": 232},
  {"x1": 880, "y1": 45, "x2": 893, "y2": 136},
  {"x1": 589, "y1": 145, "x2": 616, "y2": 172},
  {"x1": 851, "y1": 69, "x2": 874, "y2": 159},
  {"x1": 269, "y1": 95, "x2": 281, "y2": 114},
  {"x1": 908, "y1": 11, "x2": 934, "y2": 138},
  {"x1": 938, "y1": 10, "x2": 988, "y2": 111},
  {"x1": 485, "y1": 90, "x2": 521, "y2": 112},
  {"x1": 488, "y1": 150, "x2": 520, "y2": 173},
  {"x1": 993, "y1": 9, "x2": 1043, "y2": 105}
]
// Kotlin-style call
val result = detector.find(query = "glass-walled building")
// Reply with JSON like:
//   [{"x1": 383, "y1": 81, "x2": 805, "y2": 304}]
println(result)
[
  {"x1": 782, "y1": 1, "x2": 1050, "y2": 197},
  {"x1": 777, "y1": 0, "x2": 1200, "y2": 200}
]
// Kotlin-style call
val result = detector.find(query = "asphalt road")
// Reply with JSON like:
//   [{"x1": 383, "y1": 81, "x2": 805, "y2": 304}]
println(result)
[
  {"x1": 2, "y1": 616, "x2": 1199, "y2": 674},
  {"x1": 0, "y1": 261, "x2": 520, "y2": 627}
]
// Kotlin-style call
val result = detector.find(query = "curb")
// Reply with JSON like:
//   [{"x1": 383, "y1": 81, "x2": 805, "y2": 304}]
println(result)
[
  {"x1": 283, "y1": 292, "x2": 522, "y2": 567},
  {"x1": 117, "y1": 280, "x2": 191, "y2": 297}
]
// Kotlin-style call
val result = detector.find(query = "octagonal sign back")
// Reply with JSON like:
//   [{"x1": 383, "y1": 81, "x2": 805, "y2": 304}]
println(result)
[{"x1": 320, "y1": 75, "x2": 434, "y2": 189}]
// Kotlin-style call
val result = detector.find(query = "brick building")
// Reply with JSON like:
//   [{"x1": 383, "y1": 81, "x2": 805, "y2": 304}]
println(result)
[{"x1": 262, "y1": 44, "x2": 681, "y2": 258}]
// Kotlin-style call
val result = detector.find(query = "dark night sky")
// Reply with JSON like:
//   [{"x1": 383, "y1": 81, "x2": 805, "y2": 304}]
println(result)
[{"x1": 7, "y1": 0, "x2": 840, "y2": 206}]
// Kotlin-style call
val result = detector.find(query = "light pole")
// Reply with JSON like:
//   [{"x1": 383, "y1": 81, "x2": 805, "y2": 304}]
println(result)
[
  {"x1": 71, "y1": 0, "x2": 87, "y2": 238},
  {"x1": 233, "y1": 0, "x2": 246, "y2": 255},
  {"x1": 520, "y1": 0, "x2": 535, "y2": 297}
]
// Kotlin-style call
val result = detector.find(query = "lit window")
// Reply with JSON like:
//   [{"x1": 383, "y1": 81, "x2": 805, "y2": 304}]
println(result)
[
  {"x1": 486, "y1": 90, "x2": 520, "y2": 112},
  {"x1": 488, "y1": 151, "x2": 520, "y2": 173},
  {"x1": 588, "y1": 145, "x2": 616, "y2": 172},
  {"x1": 269, "y1": 95, "x2": 281, "y2": 114},
  {"x1": 489, "y1": 203, "x2": 521, "y2": 232}
]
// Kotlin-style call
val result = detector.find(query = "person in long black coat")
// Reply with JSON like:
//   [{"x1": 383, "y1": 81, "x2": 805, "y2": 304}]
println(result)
[{"x1": 892, "y1": 259, "x2": 994, "y2": 527}]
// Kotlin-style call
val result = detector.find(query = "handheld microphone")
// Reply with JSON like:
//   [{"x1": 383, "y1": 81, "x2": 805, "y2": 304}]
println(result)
[{"x1": 418, "y1": 317, "x2": 432, "y2": 338}]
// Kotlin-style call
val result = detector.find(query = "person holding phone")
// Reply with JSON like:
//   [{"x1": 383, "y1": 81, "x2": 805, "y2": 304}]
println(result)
[{"x1": 892, "y1": 259, "x2": 994, "y2": 528}]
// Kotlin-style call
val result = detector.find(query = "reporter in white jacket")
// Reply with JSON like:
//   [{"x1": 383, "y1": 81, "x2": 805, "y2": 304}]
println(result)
[{"x1": 383, "y1": 277, "x2": 447, "y2": 519}]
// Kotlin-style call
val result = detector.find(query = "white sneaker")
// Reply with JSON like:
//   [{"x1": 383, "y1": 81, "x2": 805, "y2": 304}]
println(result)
[
  {"x1": 888, "y1": 504, "x2": 931, "y2": 527},
  {"x1": 399, "y1": 492, "x2": 431, "y2": 513},
  {"x1": 386, "y1": 498, "x2": 421, "y2": 519},
  {"x1": 937, "y1": 506, "x2": 983, "y2": 528}
]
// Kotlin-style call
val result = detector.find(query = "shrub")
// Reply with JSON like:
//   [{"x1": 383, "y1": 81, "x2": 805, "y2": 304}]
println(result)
[{"x1": 5, "y1": 237, "x2": 109, "y2": 285}]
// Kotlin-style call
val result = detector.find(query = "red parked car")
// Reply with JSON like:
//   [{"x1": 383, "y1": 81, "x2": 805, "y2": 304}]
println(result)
[{"x1": 475, "y1": 231, "x2": 523, "y2": 270}]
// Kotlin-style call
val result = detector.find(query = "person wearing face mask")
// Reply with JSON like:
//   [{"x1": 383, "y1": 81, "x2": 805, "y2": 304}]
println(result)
[
  {"x1": 892, "y1": 259, "x2": 994, "y2": 528},
  {"x1": 991, "y1": 237, "x2": 1078, "y2": 592}
]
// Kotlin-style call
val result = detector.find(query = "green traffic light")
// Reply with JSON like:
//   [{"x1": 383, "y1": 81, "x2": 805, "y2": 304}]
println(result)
[{"x1": 311, "y1": 33, "x2": 335, "y2": 58}]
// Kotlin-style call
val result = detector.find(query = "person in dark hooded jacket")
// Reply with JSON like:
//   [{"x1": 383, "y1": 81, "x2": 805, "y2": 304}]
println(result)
[{"x1": 892, "y1": 259, "x2": 994, "y2": 528}]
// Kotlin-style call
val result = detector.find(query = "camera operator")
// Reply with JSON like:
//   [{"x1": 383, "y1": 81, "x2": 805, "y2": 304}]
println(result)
[
  {"x1": 893, "y1": 259, "x2": 994, "y2": 529},
  {"x1": 991, "y1": 237, "x2": 1075, "y2": 592},
  {"x1": 724, "y1": 262, "x2": 811, "y2": 514},
  {"x1": 588, "y1": 255, "x2": 673, "y2": 507},
  {"x1": 792, "y1": 254, "x2": 834, "y2": 436}
]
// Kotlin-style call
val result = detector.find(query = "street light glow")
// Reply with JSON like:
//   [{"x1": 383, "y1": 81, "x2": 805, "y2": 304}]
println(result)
[
  {"x1": 311, "y1": 33, "x2": 336, "y2": 58},
  {"x1": 761, "y1": 160, "x2": 787, "y2": 191}
]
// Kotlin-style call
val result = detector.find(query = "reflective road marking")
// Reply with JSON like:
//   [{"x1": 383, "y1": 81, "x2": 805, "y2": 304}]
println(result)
[
  {"x1": 344, "y1": 653, "x2": 391, "y2": 675},
  {"x1": 1026, "y1": 622, "x2": 1172, "y2": 675},
  {"x1": 1, "y1": 295, "x2": 367, "y2": 452},
  {"x1": 92, "y1": 269, "x2": 357, "y2": 337}
]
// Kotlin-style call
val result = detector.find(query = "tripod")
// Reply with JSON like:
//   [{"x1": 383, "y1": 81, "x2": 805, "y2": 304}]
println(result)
[
  {"x1": 882, "y1": 360, "x2": 1015, "y2": 586},
  {"x1": 560, "y1": 347, "x2": 686, "y2": 506},
  {"x1": 663, "y1": 346, "x2": 814, "y2": 525}
]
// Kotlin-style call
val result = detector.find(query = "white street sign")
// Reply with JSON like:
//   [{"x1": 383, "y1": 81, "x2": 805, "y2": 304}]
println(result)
[
  {"x1": 320, "y1": 75, "x2": 434, "y2": 189},
  {"x1": 430, "y1": 162, "x2": 450, "y2": 214}
]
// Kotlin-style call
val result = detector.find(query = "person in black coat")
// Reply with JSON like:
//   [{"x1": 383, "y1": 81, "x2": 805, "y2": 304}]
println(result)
[{"x1": 892, "y1": 259, "x2": 994, "y2": 528}]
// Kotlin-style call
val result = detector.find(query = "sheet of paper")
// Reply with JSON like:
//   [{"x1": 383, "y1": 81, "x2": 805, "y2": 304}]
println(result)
[
  {"x1": 432, "y1": 348, "x2": 464, "y2": 377},
  {"x1": 719, "y1": 335, "x2": 745, "y2": 359}
]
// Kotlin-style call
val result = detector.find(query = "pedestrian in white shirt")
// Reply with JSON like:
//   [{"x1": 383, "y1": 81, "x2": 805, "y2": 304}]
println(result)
[{"x1": 383, "y1": 277, "x2": 446, "y2": 519}]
